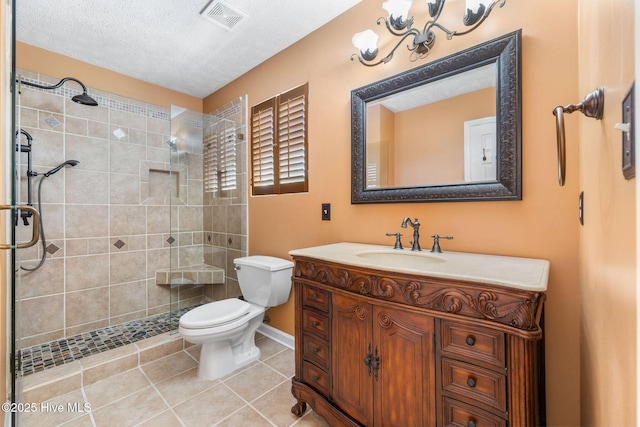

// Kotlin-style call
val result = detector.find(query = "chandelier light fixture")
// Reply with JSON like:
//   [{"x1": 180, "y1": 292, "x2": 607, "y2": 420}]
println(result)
[{"x1": 351, "y1": 0, "x2": 507, "y2": 67}]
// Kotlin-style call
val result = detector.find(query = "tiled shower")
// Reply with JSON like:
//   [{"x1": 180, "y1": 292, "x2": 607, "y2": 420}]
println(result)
[{"x1": 14, "y1": 70, "x2": 247, "y2": 372}]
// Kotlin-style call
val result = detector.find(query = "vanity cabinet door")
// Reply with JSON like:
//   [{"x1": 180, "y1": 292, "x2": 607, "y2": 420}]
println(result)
[
  {"x1": 332, "y1": 293, "x2": 374, "y2": 426},
  {"x1": 332, "y1": 293, "x2": 436, "y2": 427},
  {"x1": 373, "y1": 307, "x2": 436, "y2": 427}
]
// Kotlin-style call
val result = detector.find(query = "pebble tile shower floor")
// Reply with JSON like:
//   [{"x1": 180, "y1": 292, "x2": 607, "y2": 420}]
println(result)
[{"x1": 19, "y1": 308, "x2": 191, "y2": 376}]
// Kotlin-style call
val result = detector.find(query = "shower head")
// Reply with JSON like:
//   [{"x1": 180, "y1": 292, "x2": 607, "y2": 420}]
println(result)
[
  {"x1": 43, "y1": 160, "x2": 80, "y2": 177},
  {"x1": 19, "y1": 77, "x2": 98, "y2": 106}
]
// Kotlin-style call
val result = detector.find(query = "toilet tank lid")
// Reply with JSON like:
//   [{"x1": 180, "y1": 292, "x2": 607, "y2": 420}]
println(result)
[{"x1": 234, "y1": 256, "x2": 294, "y2": 271}]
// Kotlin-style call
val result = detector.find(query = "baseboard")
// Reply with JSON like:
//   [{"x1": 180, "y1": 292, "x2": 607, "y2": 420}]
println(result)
[{"x1": 257, "y1": 323, "x2": 295, "y2": 350}]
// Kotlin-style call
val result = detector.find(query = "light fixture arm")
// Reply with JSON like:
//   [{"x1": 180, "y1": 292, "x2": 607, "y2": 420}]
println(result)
[
  {"x1": 351, "y1": 29, "x2": 420, "y2": 67},
  {"x1": 352, "y1": 0, "x2": 508, "y2": 66}
]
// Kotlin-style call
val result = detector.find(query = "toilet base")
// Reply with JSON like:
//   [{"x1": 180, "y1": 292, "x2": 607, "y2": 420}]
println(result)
[{"x1": 197, "y1": 340, "x2": 261, "y2": 380}]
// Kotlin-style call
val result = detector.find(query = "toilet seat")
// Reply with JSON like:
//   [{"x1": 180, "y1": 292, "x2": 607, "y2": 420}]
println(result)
[{"x1": 179, "y1": 299, "x2": 252, "y2": 329}]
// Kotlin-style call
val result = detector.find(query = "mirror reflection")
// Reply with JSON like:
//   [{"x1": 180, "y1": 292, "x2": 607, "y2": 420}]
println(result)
[{"x1": 365, "y1": 64, "x2": 497, "y2": 188}]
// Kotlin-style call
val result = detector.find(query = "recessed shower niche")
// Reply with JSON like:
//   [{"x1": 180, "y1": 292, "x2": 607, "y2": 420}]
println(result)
[{"x1": 140, "y1": 161, "x2": 187, "y2": 206}]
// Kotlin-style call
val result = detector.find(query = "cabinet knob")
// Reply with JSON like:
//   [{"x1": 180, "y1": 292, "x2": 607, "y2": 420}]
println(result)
[
  {"x1": 312, "y1": 347, "x2": 319, "y2": 354},
  {"x1": 312, "y1": 321, "x2": 318, "y2": 328},
  {"x1": 313, "y1": 376, "x2": 319, "y2": 382},
  {"x1": 465, "y1": 335, "x2": 476, "y2": 346},
  {"x1": 467, "y1": 377, "x2": 476, "y2": 388},
  {"x1": 467, "y1": 420, "x2": 477, "y2": 427},
  {"x1": 312, "y1": 293, "x2": 318, "y2": 299}
]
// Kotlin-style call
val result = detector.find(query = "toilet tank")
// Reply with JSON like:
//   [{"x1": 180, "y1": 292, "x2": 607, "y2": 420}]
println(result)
[{"x1": 234, "y1": 256, "x2": 294, "y2": 307}]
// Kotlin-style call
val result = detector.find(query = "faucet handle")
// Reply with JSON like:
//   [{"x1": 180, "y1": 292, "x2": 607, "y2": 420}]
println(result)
[
  {"x1": 385, "y1": 232, "x2": 404, "y2": 250},
  {"x1": 430, "y1": 234, "x2": 453, "y2": 253}
]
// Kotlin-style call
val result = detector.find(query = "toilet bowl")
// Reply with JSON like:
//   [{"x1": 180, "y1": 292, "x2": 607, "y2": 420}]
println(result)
[{"x1": 178, "y1": 256, "x2": 294, "y2": 380}]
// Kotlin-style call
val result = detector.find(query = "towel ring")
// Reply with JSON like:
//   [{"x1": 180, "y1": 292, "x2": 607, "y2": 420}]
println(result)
[{"x1": 553, "y1": 87, "x2": 604, "y2": 186}]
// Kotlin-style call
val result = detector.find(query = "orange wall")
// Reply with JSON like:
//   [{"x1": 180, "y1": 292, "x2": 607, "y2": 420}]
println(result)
[
  {"x1": 204, "y1": 0, "x2": 581, "y2": 424},
  {"x1": 16, "y1": 43, "x2": 202, "y2": 112},
  {"x1": 578, "y1": 0, "x2": 636, "y2": 425}
]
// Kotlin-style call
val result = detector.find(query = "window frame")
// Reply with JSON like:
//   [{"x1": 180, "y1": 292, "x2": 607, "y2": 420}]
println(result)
[{"x1": 250, "y1": 83, "x2": 309, "y2": 196}]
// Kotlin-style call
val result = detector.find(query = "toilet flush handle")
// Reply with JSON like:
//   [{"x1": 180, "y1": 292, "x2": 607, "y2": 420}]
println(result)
[{"x1": 234, "y1": 265, "x2": 241, "y2": 271}]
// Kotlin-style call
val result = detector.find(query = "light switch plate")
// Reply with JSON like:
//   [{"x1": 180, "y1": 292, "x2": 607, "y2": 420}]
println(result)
[
  {"x1": 622, "y1": 82, "x2": 635, "y2": 180},
  {"x1": 321, "y1": 203, "x2": 331, "y2": 221}
]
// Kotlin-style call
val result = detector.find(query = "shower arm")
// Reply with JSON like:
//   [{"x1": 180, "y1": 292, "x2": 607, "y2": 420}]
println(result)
[{"x1": 19, "y1": 77, "x2": 89, "y2": 93}]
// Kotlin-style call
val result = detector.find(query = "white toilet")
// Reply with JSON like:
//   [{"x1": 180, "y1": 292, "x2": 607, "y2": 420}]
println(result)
[{"x1": 178, "y1": 256, "x2": 294, "y2": 380}]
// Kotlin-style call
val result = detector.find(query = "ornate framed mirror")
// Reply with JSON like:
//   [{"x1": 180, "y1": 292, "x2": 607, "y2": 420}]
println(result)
[{"x1": 351, "y1": 30, "x2": 521, "y2": 203}]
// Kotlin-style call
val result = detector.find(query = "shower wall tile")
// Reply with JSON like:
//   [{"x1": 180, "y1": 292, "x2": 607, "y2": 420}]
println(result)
[
  {"x1": 40, "y1": 112, "x2": 64, "y2": 132},
  {"x1": 65, "y1": 116, "x2": 88, "y2": 136},
  {"x1": 18, "y1": 258, "x2": 65, "y2": 299},
  {"x1": 65, "y1": 135, "x2": 109, "y2": 172},
  {"x1": 129, "y1": 128, "x2": 147, "y2": 145},
  {"x1": 88, "y1": 238, "x2": 111, "y2": 255},
  {"x1": 27, "y1": 128, "x2": 65, "y2": 168},
  {"x1": 65, "y1": 205, "x2": 109, "y2": 239},
  {"x1": 65, "y1": 99, "x2": 109, "y2": 122},
  {"x1": 110, "y1": 142, "x2": 147, "y2": 174},
  {"x1": 39, "y1": 203, "x2": 64, "y2": 239},
  {"x1": 19, "y1": 107, "x2": 39, "y2": 128},
  {"x1": 146, "y1": 248, "x2": 170, "y2": 280},
  {"x1": 65, "y1": 171, "x2": 109, "y2": 205},
  {"x1": 88, "y1": 121, "x2": 109, "y2": 140},
  {"x1": 110, "y1": 206, "x2": 147, "y2": 236},
  {"x1": 66, "y1": 319, "x2": 109, "y2": 339},
  {"x1": 110, "y1": 173, "x2": 140, "y2": 204},
  {"x1": 178, "y1": 207, "x2": 203, "y2": 232},
  {"x1": 110, "y1": 251, "x2": 146, "y2": 285},
  {"x1": 110, "y1": 280, "x2": 147, "y2": 317},
  {"x1": 146, "y1": 206, "x2": 170, "y2": 235},
  {"x1": 147, "y1": 116, "x2": 170, "y2": 134},
  {"x1": 65, "y1": 287, "x2": 109, "y2": 328},
  {"x1": 146, "y1": 132, "x2": 168, "y2": 150},
  {"x1": 20, "y1": 90, "x2": 64, "y2": 114},
  {"x1": 146, "y1": 146, "x2": 169, "y2": 164},
  {"x1": 20, "y1": 294, "x2": 64, "y2": 338},
  {"x1": 110, "y1": 109, "x2": 147, "y2": 131},
  {"x1": 65, "y1": 255, "x2": 109, "y2": 291}
]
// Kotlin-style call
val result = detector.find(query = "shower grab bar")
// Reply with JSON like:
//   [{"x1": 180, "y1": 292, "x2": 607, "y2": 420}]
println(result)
[
  {"x1": 0, "y1": 205, "x2": 40, "y2": 249},
  {"x1": 553, "y1": 87, "x2": 604, "y2": 186}
]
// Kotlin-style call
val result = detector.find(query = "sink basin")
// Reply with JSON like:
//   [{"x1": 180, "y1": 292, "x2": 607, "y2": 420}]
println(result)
[{"x1": 355, "y1": 250, "x2": 446, "y2": 269}]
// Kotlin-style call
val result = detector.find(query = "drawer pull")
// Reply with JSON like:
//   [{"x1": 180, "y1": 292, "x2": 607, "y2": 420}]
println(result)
[
  {"x1": 466, "y1": 377, "x2": 476, "y2": 388},
  {"x1": 465, "y1": 335, "x2": 476, "y2": 346},
  {"x1": 312, "y1": 347, "x2": 319, "y2": 354},
  {"x1": 312, "y1": 293, "x2": 318, "y2": 299},
  {"x1": 313, "y1": 376, "x2": 319, "y2": 382},
  {"x1": 467, "y1": 420, "x2": 477, "y2": 427},
  {"x1": 312, "y1": 321, "x2": 318, "y2": 328}
]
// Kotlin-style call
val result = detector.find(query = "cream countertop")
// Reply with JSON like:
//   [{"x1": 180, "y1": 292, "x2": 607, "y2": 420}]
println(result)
[{"x1": 289, "y1": 242, "x2": 549, "y2": 292}]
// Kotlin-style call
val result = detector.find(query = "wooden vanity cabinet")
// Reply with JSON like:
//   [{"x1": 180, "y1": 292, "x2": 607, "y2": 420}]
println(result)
[{"x1": 290, "y1": 257, "x2": 546, "y2": 427}]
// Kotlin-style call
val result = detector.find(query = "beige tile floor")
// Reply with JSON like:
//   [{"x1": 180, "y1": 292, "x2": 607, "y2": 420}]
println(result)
[{"x1": 19, "y1": 335, "x2": 329, "y2": 427}]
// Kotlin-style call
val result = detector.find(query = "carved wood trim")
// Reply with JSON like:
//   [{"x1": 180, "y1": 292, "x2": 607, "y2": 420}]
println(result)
[{"x1": 293, "y1": 258, "x2": 544, "y2": 334}]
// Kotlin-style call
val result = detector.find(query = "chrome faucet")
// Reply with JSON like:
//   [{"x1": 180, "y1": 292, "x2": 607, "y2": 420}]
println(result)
[{"x1": 401, "y1": 217, "x2": 421, "y2": 251}]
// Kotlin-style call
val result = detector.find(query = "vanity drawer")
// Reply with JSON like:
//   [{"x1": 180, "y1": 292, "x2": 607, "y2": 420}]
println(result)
[
  {"x1": 302, "y1": 333, "x2": 330, "y2": 370},
  {"x1": 441, "y1": 320, "x2": 505, "y2": 368},
  {"x1": 442, "y1": 397, "x2": 507, "y2": 427},
  {"x1": 302, "y1": 286, "x2": 330, "y2": 312},
  {"x1": 302, "y1": 309, "x2": 330, "y2": 341},
  {"x1": 301, "y1": 361, "x2": 330, "y2": 396},
  {"x1": 441, "y1": 358, "x2": 507, "y2": 413}
]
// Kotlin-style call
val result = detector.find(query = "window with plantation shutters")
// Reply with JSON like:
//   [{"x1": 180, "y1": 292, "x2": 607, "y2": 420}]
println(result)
[
  {"x1": 251, "y1": 83, "x2": 308, "y2": 195},
  {"x1": 204, "y1": 119, "x2": 237, "y2": 195}
]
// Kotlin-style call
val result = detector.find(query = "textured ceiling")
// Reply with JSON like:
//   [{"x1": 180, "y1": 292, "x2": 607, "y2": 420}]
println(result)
[{"x1": 16, "y1": 0, "x2": 361, "y2": 98}]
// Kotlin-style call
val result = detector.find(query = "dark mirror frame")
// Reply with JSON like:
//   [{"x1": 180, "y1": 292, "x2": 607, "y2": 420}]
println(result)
[{"x1": 351, "y1": 30, "x2": 521, "y2": 204}]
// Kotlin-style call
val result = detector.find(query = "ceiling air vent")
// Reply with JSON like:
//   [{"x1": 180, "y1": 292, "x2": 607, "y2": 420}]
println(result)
[{"x1": 200, "y1": 0, "x2": 247, "y2": 31}]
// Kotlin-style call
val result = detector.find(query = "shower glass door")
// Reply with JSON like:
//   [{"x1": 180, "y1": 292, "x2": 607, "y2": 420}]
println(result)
[
  {"x1": 169, "y1": 106, "x2": 206, "y2": 327},
  {"x1": 168, "y1": 98, "x2": 248, "y2": 327}
]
